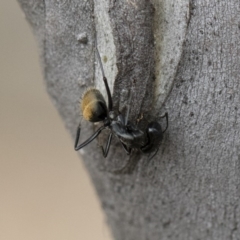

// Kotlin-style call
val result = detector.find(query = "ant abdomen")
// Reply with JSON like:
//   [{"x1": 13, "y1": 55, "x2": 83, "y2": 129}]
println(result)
[{"x1": 81, "y1": 88, "x2": 108, "y2": 122}]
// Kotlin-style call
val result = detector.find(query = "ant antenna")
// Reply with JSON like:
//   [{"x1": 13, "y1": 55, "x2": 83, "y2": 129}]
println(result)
[
  {"x1": 95, "y1": 38, "x2": 113, "y2": 111},
  {"x1": 125, "y1": 81, "x2": 134, "y2": 125}
]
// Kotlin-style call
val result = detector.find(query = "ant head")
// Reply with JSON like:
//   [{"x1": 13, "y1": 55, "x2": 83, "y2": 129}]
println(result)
[{"x1": 81, "y1": 88, "x2": 108, "y2": 122}]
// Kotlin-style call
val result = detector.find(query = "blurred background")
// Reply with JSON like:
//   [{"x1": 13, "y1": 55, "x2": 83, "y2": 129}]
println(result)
[{"x1": 0, "y1": 1, "x2": 112, "y2": 240}]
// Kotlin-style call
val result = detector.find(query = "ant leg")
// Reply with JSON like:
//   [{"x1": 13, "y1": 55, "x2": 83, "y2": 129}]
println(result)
[
  {"x1": 120, "y1": 142, "x2": 132, "y2": 155},
  {"x1": 95, "y1": 38, "x2": 113, "y2": 111},
  {"x1": 160, "y1": 112, "x2": 168, "y2": 133},
  {"x1": 147, "y1": 147, "x2": 159, "y2": 161},
  {"x1": 113, "y1": 154, "x2": 140, "y2": 175},
  {"x1": 74, "y1": 124, "x2": 106, "y2": 151},
  {"x1": 101, "y1": 132, "x2": 113, "y2": 158}
]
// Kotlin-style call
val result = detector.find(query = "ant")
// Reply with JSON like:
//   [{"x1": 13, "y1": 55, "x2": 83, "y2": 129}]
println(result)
[{"x1": 74, "y1": 39, "x2": 168, "y2": 161}]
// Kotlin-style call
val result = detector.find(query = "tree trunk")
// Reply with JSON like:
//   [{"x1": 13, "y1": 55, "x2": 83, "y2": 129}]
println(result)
[{"x1": 17, "y1": 0, "x2": 240, "y2": 239}]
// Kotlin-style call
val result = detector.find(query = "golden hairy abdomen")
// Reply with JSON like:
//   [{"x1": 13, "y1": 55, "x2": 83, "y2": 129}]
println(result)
[{"x1": 81, "y1": 88, "x2": 107, "y2": 122}]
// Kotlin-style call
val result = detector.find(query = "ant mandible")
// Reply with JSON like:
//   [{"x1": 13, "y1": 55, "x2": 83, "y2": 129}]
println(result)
[{"x1": 74, "y1": 38, "x2": 168, "y2": 160}]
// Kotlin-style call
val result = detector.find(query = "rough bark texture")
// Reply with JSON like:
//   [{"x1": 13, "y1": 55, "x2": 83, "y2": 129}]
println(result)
[{"x1": 18, "y1": 0, "x2": 240, "y2": 239}]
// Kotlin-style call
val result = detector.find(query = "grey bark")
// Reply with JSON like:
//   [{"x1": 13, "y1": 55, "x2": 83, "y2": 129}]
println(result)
[{"x1": 17, "y1": 0, "x2": 240, "y2": 240}]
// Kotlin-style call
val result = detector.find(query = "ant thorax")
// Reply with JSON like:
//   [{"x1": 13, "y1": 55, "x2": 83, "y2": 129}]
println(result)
[{"x1": 110, "y1": 113, "x2": 146, "y2": 149}]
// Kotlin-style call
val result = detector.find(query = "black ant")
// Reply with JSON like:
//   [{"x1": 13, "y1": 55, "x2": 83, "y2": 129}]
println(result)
[{"x1": 74, "y1": 40, "x2": 168, "y2": 161}]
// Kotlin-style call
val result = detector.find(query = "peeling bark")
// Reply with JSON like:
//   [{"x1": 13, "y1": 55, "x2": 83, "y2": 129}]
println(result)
[{"x1": 17, "y1": 0, "x2": 240, "y2": 239}]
